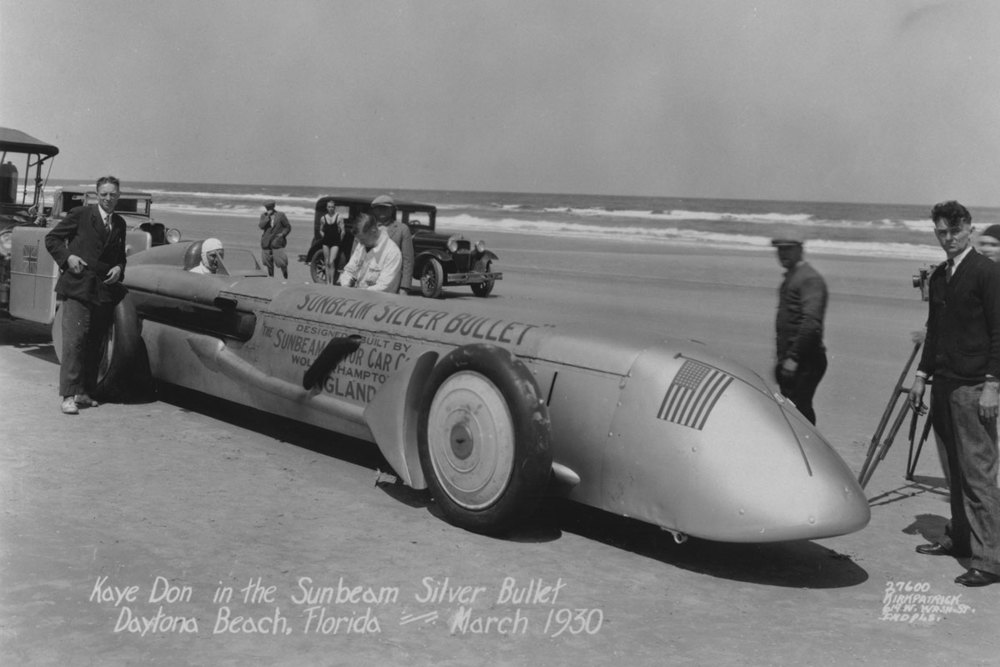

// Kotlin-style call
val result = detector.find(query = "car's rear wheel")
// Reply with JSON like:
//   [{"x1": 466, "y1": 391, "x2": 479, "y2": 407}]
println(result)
[
  {"x1": 420, "y1": 258, "x2": 444, "y2": 298},
  {"x1": 418, "y1": 344, "x2": 551, "y2": 535},
  {"x1": 471, "y1": 263, "x2": 494, "y2": 297},
  {"x1": 309, "y1": 250, "x2": 327, "y2": 284}
]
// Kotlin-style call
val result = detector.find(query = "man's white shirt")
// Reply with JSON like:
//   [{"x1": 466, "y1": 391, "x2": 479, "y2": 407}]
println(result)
[{"x1": 338, "y1": 228, "x2": 402, "y2": 292}]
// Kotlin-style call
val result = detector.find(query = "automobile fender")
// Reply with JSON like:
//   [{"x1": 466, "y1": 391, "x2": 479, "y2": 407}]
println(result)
[
  {"x1": 481, "y1": 250, "x2": 499, "y2": 262},
  {"x1": 304, "y1": 238, "x2": 324, "y2": 263},
  {"x1": 415, "y1": 248, "x2": 451, "y2": 267},
  {"x1": 364, "y1": 350, "x2": 441, "y2": 489}
]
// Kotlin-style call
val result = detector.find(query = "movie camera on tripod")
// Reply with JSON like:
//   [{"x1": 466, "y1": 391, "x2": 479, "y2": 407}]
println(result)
[{"x1": 857, "y1": 262, "x2": 942, "y2": 488}]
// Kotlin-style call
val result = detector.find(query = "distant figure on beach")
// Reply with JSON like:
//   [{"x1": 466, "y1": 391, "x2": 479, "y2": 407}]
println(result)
[
  {"x1": 319, "y1": 200, "x2": 348, "y2": 284},
  {"x1": 259, "y1": 200, "x2": 290, "y2": 279},
  {"x1": 975, "y1": 224, "x2": 1000, "y2": 263},
  {"x1": 908, "y1": 200, "x2": 1000, "y2": 587},
  {"x1": 371, "y1": 194, "x2": 413, "y2": 294},
  {"x1": 189, "y1": 238, "x2": 224, "y2": 274},
  {"x1": 44, "y1": 175, "x2": 127, "y2": 415},
  {"x1": 771, "y1": 232, "x2": 828, "y2": 425},
  {"x1": 338, "y1": 213, "x2": 402, "y2": 292}
]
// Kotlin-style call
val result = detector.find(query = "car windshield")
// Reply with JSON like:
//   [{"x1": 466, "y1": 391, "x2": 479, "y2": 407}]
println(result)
[{"x1": 219, "y1": 248, "x2": 265, "y2": 274}]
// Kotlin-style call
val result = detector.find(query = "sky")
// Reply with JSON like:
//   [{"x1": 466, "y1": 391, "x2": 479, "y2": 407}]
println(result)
[{"x1": 1, "y1": 0, "x2": 999, "y2": 205}]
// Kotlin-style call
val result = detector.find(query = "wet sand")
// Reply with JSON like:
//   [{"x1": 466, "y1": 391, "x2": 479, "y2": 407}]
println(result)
[{"x1": 2, "y1": 211, "x2": 997, "y2": 665}]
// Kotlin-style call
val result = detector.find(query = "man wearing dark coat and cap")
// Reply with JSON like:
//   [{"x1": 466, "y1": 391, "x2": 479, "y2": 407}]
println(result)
[
  {"x1": 259, "y1": 199, "x2": 291, "y2": 279},
  {"x1": 772, "y1": 231, "x2": 828, "y2": 425}
]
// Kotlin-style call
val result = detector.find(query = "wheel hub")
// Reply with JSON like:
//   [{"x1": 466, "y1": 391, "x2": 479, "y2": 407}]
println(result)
[
  {"x1": 426, "y1": 371, "x2": 515, "y2": 509},
  {"x1": 450, "y1": 422, "x2": 474, "y2": 460}
]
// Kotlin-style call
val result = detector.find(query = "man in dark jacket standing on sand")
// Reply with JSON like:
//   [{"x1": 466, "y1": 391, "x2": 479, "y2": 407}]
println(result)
[
  {"x1": 772, "y1": 232, "x2": 828, "y2": 425},
  {"x1": 259, "y1": 199, "x2": 291, "y2": 278},
  {"x1": 44, "y1": 175, "x2": 127, "y2": 415},
  {"x1": 908, "y1": 200, "x2": 1000, "y2": 587}
]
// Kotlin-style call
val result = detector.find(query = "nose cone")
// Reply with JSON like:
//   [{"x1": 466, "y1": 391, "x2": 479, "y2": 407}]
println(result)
[
  {"x1": 781, "y1": 406, "x2": 871, "y2": 537},
  {"x1": 603, "y1": 344, "x2": 870, "y2": 542},
  {"x1": 723, "y1": 403, "x2": 871, "y2": 542}
]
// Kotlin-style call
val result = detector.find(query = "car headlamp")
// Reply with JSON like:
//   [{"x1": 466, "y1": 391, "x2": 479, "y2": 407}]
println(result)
[
  {"x1": 166, "y1": 228, "x2": 181, "y2": 244},
  {"x1": 447, "y1": 237, "x2": 459, "y2": 253},
  {"x1": 475, "y1": 240, "x2": 486, "y2": 253}
]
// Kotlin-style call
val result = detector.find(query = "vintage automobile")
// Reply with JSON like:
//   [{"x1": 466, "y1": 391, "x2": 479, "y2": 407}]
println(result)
[
  {"x1": 1, "y1": 127, "x2": 178, "y2": 319},
  {"x1": 299, "y1": 195, "x2": 502, "y2": 298},
  {"x1": 11, "y1": 231, "x2": 871, "y2": 543},
  {"x1": 0, "y1": 127, "x2": 58, "y2": 313},
  {"x1": 47, "y1": 188, "x2": 181, "y2": 249}
]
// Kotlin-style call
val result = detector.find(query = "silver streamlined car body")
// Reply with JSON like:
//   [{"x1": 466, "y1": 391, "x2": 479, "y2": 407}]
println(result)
[{"x1": 38, "y1": 237, "x2": 870, "y2": 542}]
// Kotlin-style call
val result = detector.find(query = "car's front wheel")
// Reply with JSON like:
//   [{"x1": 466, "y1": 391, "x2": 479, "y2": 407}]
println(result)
[
  {"x1": 417, "y1": 344, "x2": 552, "y2": 535},
  {"x1": 420, "y1": 258, "x2": 444, "y2": 298}
]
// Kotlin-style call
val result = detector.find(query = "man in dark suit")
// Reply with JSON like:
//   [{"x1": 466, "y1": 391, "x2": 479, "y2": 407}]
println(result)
[
  {"x1": 258, "y1": 200, "x2": 291, "y2": 278},
  {"x1": 909, "y1": 200, "x2": 1000, "y2": 587},
  {"x1": 44, "y1": 175, "x2": 127, "y2": 415}
]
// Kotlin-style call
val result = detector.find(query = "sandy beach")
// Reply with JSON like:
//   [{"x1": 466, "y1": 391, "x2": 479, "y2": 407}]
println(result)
[{"x1": 2, "y1": 210, "x2": 996, "y2": 665}]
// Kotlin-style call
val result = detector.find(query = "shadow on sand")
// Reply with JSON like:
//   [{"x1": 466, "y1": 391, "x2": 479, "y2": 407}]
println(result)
[
  {"x1": 0, "y1": 318, "x2": 57, "y2": 363},
  {"x1": 151, "y1": 383, "x2": 870, "y2": 589}
]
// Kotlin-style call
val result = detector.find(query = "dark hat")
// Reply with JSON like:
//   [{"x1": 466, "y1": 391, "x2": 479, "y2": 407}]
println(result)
[
  {"x1": 980, "y1": 224, "x2": 1000, "y2": 242},
  {"x1": 263, "y1": 200, "x2": 276, "y2": 208},
  {"x1": 771, "y1": 231, "x2": 804, "y2": 247},
  {"x1": 371, "y1": 194, "x2": 395, "y2": 208}
]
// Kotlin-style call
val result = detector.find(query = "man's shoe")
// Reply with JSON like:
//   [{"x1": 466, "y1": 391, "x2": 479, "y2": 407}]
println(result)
[
  {"x1": 61, "y1": 397, "x2": 79, "y2": 415},
  {"x1": 74, "y1": 394, "x2": 99, "y2": 408},
  {"x1": 955, "y1": 568, "x2": 1000, "y2": 587},
  {"x1": 915, "y1": 542, "x2": 958, "y2": 556}
]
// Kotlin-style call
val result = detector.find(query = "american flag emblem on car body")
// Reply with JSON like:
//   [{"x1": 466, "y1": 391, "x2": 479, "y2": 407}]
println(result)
[{"x1": 657, "y1": 359, "x2": 734, "y2": 430}]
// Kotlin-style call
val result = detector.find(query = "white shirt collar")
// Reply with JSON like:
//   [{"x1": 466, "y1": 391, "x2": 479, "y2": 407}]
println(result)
[{"x1": 950, "y1": 245, "x2": 974, "y2": 269}]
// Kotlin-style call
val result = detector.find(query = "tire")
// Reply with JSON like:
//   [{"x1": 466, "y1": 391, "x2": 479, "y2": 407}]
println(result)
[
  {"x1": 420, "y1": 258, "x2": 444, "y2": 298},
  {"x1": 471, "y1": 263, "x2": 494, "y2": 297},
  {"x1": 97, "y1": 298, "x2": 153, "y2": 401},
  {"x1": 53, "y1": 297, "x2": 153, "y2": 402},
  {"x1": 309, "y1": 249, "x2": 327, "y2": 284},
  {"x1": 418, "y1": 344, "x2": 552, "y2": 535}
]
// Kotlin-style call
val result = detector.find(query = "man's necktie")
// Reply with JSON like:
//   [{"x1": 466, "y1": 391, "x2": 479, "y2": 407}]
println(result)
[{"x1": 947, "y1": 258, "x2": 954, "y2": 282}]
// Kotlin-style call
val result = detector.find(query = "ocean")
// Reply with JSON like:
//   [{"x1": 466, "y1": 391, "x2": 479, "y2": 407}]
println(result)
[{"x1": 45, "y1": 179, "x2": 1000, "y2": 261}]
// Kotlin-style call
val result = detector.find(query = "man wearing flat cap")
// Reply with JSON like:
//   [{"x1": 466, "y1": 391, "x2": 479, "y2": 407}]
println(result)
[
  {"x1": 371, "y1": 194, "x2": 413, "y2": 294},
  {"x1": 772, "y1": 232, "x2": 828, "y2": 425},
  {"x1": 259, "y1": 200, "x2": 291, "y2": 279}
]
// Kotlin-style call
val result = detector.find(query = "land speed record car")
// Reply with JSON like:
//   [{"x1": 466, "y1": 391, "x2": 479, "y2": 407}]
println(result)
[{"x1": 34, "y1": 237, "x2": 869, "y2": 542}]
